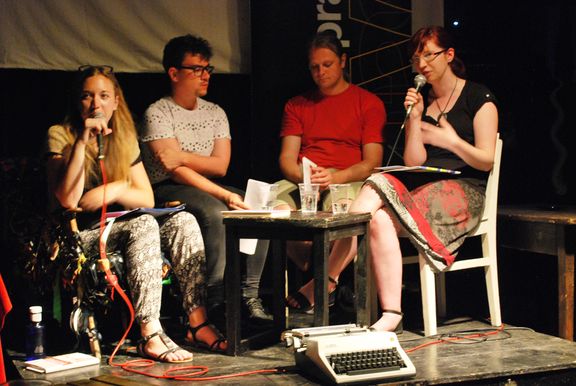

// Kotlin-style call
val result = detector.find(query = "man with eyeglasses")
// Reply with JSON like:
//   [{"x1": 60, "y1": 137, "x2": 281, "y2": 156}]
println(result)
[{"x1": 139, "y1": 34, "x2": 273, "y2": 340}]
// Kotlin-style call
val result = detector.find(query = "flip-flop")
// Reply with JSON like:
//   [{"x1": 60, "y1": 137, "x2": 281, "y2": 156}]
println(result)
[
  {"x1": 286, "y1": 290, "x2": 313, "y2": 313},
  {"x1": 185, "y1": 321, "x2": 227, "y2": 354},
  {"x1": 137, "y1": 330, "x2": 193, "y2": 363}
]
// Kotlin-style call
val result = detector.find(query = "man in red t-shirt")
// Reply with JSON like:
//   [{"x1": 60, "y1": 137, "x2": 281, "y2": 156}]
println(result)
[{"x1": 278, "y1": 31, "x2": 386, "y2": 311}]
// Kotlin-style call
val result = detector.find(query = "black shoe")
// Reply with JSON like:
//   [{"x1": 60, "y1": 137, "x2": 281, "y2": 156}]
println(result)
[
  {"x1": 286, "y1": 276, "x2": 339, "y2": 315},
  {"x1": 243, "y1": 297, "x2": 273, "y2": 324}
]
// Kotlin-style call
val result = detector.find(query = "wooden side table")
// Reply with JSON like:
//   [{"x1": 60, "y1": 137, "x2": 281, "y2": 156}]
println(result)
[
  {"x1": 498, "y1": 205, "x2": 576, "y2": 340},
  {"x1": 223, "y1": 211, "x2": 372, "y2": 355}
]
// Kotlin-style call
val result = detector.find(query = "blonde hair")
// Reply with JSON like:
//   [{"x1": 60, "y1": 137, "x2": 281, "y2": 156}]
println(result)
[{"x1": 63, "y1": 66, "x2": 137, "y2": 186}]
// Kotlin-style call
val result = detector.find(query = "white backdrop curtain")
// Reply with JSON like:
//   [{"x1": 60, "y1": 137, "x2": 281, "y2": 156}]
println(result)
[{"x1": 0, "y1": 0, "x2": 250, "y2": 73}]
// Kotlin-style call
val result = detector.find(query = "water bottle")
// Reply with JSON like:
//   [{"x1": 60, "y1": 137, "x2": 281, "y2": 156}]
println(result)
[{"x1": 25, "y1": 306, "x2": 46, "y2": 360}]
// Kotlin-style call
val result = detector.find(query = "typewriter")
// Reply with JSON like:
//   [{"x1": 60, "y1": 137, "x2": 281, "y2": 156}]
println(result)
[{"x1": 283, "y1": 324, "x2": 416, "y2": 384}]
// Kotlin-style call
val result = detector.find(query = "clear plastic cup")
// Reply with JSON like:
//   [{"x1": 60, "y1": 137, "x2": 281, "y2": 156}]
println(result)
[
  {"x1": 298, "y1": 183, "x2": 320, "y2": 214},
  {"x1": 329, "y1": 184, "x2": 351, "y2": 214}
]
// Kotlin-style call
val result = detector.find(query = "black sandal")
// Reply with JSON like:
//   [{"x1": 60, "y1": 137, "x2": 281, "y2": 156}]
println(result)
[
  {"x1": 136, "y1": 330, "x2": 193, "y2": 363},
  {"x1": 186, "y1": 321, "x2": 227, "y2": 353},
  {"x1": 286, "y1": 276, "x2": 339, "y2": 313}
]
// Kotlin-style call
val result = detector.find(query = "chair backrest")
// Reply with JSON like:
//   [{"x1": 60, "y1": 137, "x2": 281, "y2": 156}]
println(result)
[{"x1": 478, "y1": 133, "x2": 503, "y2": 224}]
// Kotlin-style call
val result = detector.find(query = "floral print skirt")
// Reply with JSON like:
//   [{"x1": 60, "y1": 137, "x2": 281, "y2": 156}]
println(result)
[{"x1": 365, "y1": 173, "x2": 485, "y2": 271}]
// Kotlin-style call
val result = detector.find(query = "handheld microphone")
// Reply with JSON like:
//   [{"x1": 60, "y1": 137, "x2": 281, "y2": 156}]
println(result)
[
  {"x1": 385, "y1": 74, "x2": 428, "y2": 166},
  {"x1": 404, "y1": 74, "x2": 427, "y2": 117},
  {"x1": 92, "y1": 112, "x2": 106, "y2": 160}
]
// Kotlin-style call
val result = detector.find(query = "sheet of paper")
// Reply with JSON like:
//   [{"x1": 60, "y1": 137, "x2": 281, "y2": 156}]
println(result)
[
  {"x1": 302, "y1": 156, "x2": 317, "y2": 186},
  {"x1": 244, "y1": 179, "x2": 272, "y2": 209},
  {"x1": 239, "y1": 179, "x2": 273, "y2": 254}
]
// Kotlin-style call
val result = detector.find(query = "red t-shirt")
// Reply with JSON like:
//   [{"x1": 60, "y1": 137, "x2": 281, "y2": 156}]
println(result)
[{"x1": 280, "y1": 84, "x2": 386, "y2": 170}]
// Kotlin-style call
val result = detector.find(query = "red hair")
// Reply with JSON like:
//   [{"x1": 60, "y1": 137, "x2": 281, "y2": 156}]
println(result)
[{"x1": 408, "y1": 26, "x2": 466, "y2": 78}]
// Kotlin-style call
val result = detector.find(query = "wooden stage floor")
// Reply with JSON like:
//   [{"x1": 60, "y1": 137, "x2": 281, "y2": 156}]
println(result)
[{"x1": 11, "y1": 317, "x2": 576, "y2": 385}]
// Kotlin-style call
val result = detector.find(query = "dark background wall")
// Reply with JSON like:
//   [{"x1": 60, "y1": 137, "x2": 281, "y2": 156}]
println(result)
[
  {"x1": 445, "y1": 1, "x2": 576, "y2": 206},
  {"x1": 441, "y1": 0, "x2": 576, "y2": 336}
]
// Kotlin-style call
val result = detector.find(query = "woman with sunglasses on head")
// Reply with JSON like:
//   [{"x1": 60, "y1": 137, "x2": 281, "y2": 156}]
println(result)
[
  {"x1": 297, "y1": 25, "x2": 499, "y2": 331},
  {"x1": 46, "y1": 65, "x2": 227, "y2": 360}
]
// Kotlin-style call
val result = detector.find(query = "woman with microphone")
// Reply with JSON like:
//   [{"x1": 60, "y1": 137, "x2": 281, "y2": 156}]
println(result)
[
  {"x1": 296, "y1": 25, "x2": 499, "y2": 332},
  {"x1": 46, "y1": 65, "x2": 227, "y2": 360}
]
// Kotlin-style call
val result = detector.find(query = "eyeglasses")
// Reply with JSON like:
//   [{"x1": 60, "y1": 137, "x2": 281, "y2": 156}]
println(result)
[
  {"x1": 409, "y1": 49, "x2": 447, "y2": 65},
  {"x1": 78, "y1": 65, "x2": 114, "y2": 73},
  {"x1": 177, "y1": 64, "x2": 215, "y2": 77}
]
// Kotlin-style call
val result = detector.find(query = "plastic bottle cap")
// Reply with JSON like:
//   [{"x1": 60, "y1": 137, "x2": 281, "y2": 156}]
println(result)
[{"x1": 29, "y1": 306, "x2": 42, "y2": 323}]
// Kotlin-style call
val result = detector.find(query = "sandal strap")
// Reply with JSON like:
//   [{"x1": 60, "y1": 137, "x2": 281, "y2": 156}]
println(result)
[
  {"x1": 209, "y1": 337, "x2": 227, "y2": 351},
  {"x1": 382, "y1": 309, "x2": 403, "y2": 316},
  {"x1": 139, "y1": 330, "x2": 162, "y2": 344},
  {"x1": 188, "y1": 321, "x2": 210, "y2": 338},
  {"x1": 188, "y1": 321, "x2": 226, "y2": 352},
  {"x1": 138, "y1": 329, "x2": 185, "y2": 361},
  {"x1": 157, "y1": 346, "x2": 181, "y2": 362},
  {"x1": 156, "y1": 330, "x2": 179, "y2": 351}
]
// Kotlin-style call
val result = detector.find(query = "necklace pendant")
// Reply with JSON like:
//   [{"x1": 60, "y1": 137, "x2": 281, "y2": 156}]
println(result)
[{"x1": 436, "y1": 112, "x2": 447, "y2": 124}]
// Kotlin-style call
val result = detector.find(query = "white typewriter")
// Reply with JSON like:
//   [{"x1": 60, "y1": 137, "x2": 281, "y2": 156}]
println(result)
[{"x1": 283, "y1": 324, "x2": 416, "y2": 384}]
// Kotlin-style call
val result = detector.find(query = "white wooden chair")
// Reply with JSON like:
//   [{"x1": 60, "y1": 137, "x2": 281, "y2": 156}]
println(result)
[{"x1": 402, "y1": 134, "x2": 503, "y2": 336}]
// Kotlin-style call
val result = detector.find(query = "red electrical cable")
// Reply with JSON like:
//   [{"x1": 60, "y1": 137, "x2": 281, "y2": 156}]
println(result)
[
  {"x1": 405, "y1": 323, "x2": 507, "y2": 353},
  {"x1": 96, "y1": 158, "x2": 136, "y2": 367}
]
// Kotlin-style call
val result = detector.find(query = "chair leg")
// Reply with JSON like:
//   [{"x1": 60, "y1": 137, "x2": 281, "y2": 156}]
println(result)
[
  {"x1": 436, "y1": 272, "x2": 447, "y2": 319},
  {"x1": 483, "y1": 233, "x2": 502, "y2": 327},
  {"x1": 419, "y1": 254, "x2": 437, "y2": 336}
]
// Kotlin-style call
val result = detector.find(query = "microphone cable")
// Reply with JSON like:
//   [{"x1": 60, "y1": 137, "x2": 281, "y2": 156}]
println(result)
[
  {"x1": 385, "y1": 74, "x2": 427, "y2": 166},
  {"x1": 94, "y1": 157, "x2": 137, "y2": 367}
]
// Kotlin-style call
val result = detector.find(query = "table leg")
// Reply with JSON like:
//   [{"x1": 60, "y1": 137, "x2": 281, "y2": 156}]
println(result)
[
  {"x1": 355, "y1": 223, "x2": 372, "y2": 327},
  {"x1": 225, "y1": 227, "x2": 242, "y2": 355},
  {"x1": 557, "y1": 225, "x2": 575, "y2": 341},
  {"x1": 313, "y1": 231, "x2": 330, "y2": 326},
  {"x1": 271, "y1": 239, "x2": 287, "y2": 333}
]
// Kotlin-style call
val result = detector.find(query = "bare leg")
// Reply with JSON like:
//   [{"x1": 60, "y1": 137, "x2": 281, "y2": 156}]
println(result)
[
  {"x1": 344, "y1": 186, "x2": 404, "y2": 331},
  {"x1": 369, "y1": 207, "x2": 403, "y2": 331},
  {"x1": 286, "y1": 240, "x2": 312, "y2": 272}
]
